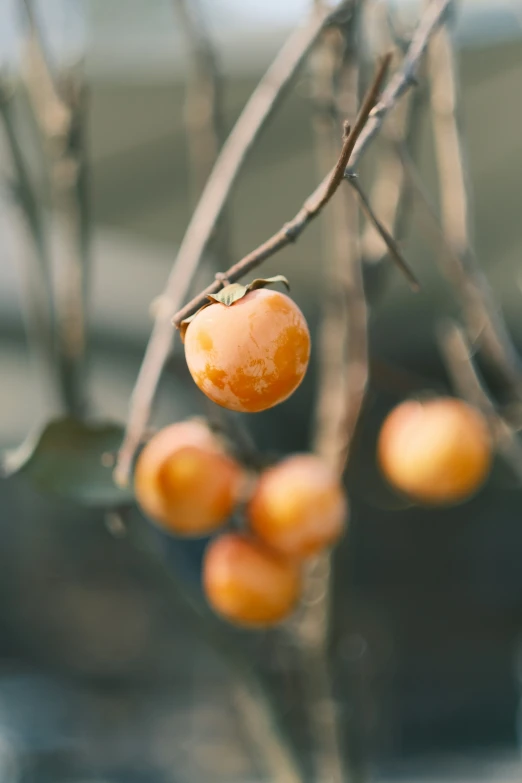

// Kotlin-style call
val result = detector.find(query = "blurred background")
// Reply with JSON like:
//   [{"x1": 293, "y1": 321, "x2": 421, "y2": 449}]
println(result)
[{"x1": 2, "y1": 0, "x2": 522, "y2": 781}]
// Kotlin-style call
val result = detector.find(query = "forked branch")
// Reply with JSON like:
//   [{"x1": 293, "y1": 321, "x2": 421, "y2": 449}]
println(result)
[
  {"x1": 427, "y1": 23, "x2": 522, "y2": 398},
  {"x1": 344, "y1": 0, "x2": 451, "y2": 176},
  {"x1": 116, "y1": 0, "x2": 452, "y2": 486},
  {"x1": 114, "y1": 0, "x2": 360, "y2": 485},
  {"x1": 172, "y1": 53, "x2": 398, "y2": 328},
  {"x1": 439, "y1": 322, "x2": 522, "y2": 483}
]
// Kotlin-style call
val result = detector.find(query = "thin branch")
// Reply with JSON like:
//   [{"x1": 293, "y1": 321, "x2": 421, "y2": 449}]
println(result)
[
  {"x1": 172, "y1": 52, "x2": 398, "y2": 329},
  {"x1": 51, "y1": 73, "x2": 91, "y2": 417},
  {"x1": 344, "y1": 0, "x2": 452, "y2": 176},
  {"x1": 294, "y1": 17, "x2": 363, "y2": 783},
  {"x1": 348, "y1": 174, "x2": 419, "y2": 290},
  {"x1": 427, "y1": 24, "x2": 522, "y2": 398},
  {"x1": 18, "y1": 0, "x2": 70, "y2": 140},
  {"x1": 439, "y1": 321, "x2": 522, "y2": 483},
  {"x1": 18, "y1": 0, "x2": 90, "y2": 417},
  {"x1": 0, "y1": 78, "x2": 56, "y2": 403},
  {"x1": 114, "y1": 0, "x2": 354, "y2": 486},
  {"x1": 175, "y1": 0, "x2": 233, "y2": 277},
  {"x1": 173, "y1": 0, "x2": 226, "y2": 198},
  {"x1": 360, "y1": 1, "x2": 426, "y2": 268}
]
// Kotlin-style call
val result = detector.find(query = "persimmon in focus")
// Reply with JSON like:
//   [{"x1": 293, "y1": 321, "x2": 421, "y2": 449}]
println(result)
[
  {"x1": 183, "y1": 288, "x2": 310, "y2": 413},
  {"x1": 248, "y1": 454, "x2": 347, "y2": 558},
  {"x1": 134, "y1": 420, "x2": 243, "y2": 536},
  {"x1": 378, "y1": 397, "x2": 492, "y2": 505},
  {"x1": 203, "y1": 533, "x2": 301, "y2": 627}
]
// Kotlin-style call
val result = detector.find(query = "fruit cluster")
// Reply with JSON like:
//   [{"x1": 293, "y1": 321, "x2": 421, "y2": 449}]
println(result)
[
  {"x1": 134, "y1": 281, "x2": 494, "y2": 628},
  {"x1": 135, "y1": 419, "x2": 347, "y2": 627}
]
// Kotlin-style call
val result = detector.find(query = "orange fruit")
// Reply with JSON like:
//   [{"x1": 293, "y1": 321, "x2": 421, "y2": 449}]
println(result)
[
  {"x1": 203, "y1": 533, "x2": 301, "y2": 627},
  {"x1": 134, "y1": 420, "x2": 243, "y2": 536},
  {"x1": 378, "y1": 397, "x2": 492, "y2": 505},
  {"x1": 248, "y1": 454, "x2": 347, "y2": 558},
  {"x1": 183, "y1": 288, "x2": 310, "y2": 413}
]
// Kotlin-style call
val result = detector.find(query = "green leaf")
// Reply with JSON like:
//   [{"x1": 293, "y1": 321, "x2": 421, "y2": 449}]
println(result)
[
  {"x1": 246, "y1": 275, "x2": 290, "y2": 292},
  {"x1": 207, "y1": 283, "x2": 249, "y2": 306},
  {"x1": 178, "y1": 275, "x2": 292, "y2": 338},
  {"x1": 2, "y1": 417, "x2": 134, "y2": 507}
]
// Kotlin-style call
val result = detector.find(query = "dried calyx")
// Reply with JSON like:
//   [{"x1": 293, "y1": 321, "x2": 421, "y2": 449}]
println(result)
[{"x1": 178, "y1": 275, "x2": 290, "y2": 341}]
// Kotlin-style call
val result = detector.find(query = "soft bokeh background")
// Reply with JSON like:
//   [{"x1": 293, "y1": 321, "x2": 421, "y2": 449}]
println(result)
[{"x1": 2, "y1": 1, "x2": 522, "y2": 781}]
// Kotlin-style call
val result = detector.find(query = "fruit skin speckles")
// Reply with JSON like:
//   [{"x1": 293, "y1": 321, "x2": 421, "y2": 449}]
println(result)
[
  {"x1": 184, "y1": 288, "x2": 311, "y2": 413},
  {"x1": 377, "y1": 397, "x2": 492, "y2": 506}
]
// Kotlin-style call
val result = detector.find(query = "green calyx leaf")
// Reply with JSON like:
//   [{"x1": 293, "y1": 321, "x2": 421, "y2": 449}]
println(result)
[
  {"x1": 178, "y1": 275, "x2": 290, "y2": 339},
  {"x1": 209, "y1": 276, "x2": 290, "y2": 305},
  {"x1": 246, "y1": 275, "x2": 290, "y2": 293},
  {"x1": 208, "y1": 282, "x2": 249, "y2": 306},
  {"x1": 2, "y1": 417, "x2": 134, "y2": 507}
]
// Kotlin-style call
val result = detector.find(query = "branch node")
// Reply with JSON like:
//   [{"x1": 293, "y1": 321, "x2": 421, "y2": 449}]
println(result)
[{"x1": 215, "y1": 271, "x2": 231, "y2": 288}]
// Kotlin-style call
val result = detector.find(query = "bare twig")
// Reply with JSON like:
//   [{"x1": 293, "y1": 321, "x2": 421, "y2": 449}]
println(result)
[
  {"x1": 173, "y1": 0, "x2": 226, "y2": 198},
  {"x1": 360, "y1": 0, "x2": 426, "y2": 268},
  {"x1": 172, "y1": 52, "x2": 398, "y2": 329},
  {"x1": 18, "y1": 0, "x2": 70, "y2": 140},
  {"x1": 0, "y1": 79, "x2": 56, "y2": 403},
  {"x1": 348, "y1": 174, "x2": 418, "y2": 290},
  {"x1": 292, "y1": 16, "x2": 364, "y2": 783},
  {"x1": 19, "y1": 0, "x2": 90, "y2": 416},
  {"x1": 439, "y1": 321, "x2": 522, "y2": 483},
  {"x1": 427, "y1": 24, "x2": 522, "y2": 397},
  {"x1": 50, "y1": 73, "x2": 90, "y2": 417},
  {"x1": 114, "y1": 0, "x2": 355, "y2": 486},
  {"x1": 344, "y1": 0, "x2": 451, "y2": 176},
  {"x1": 175, "y1": 0, "x2": 233, "y2": 277}
]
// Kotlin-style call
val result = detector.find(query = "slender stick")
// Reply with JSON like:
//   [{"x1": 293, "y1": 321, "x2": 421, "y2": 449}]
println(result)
[
  {"x1": 19, "y1": 0, "x2": 91, "y2": 416},
  {"x1": 172, "y1": 52, "x2": 397, "y2": 330},
  {"x1": 344, "y1": 0, "x2": 451, "y2": 176},
  {"x1": 359, "y1": 1, "x2": 426, "y2": 269},
  {"x1": 0, "y1": 80, "x2": 56, "y2": 403},
  {"x1": 348, "y1": 175, "x2": 418, "y2": 290},
  {"x1": 50, "y1": 74, "x2": 90, "y2": 417},
  {"x1": 173, "y1": 0, "x2": 226, "y2": 199},
  {"x1": 294, "y1": 19, "x2": 361, "y2": 783},
  {"x1": 18, "y1": 0, "x2": 70, "y2": 140},
  {"x1": 174, "y1": 0, "x2": 234, "y2": 348},
  {"x1": 439, "y1": 321, "x2": 522, "y2": 483},
  {"x1": 427, "y1": 24, "x2": 522, "y2": 398},
  {"x1": 114, "y1": 0, "x2": 353, "y2": 486}
]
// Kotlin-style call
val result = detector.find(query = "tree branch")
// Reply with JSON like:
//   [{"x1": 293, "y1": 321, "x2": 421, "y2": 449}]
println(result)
[
  {"x1": 18, "y1": 0, "x2": 91, "y2": 417},
  {"x1": 427, "y1": 23, "x2": 522, "y2": 398},
  {"x1": 359, "y1": 1, "x2": 426, "y2": 270},
  {"x1": 50, "y1": 72, "x2": 91, "y2": 417},
  {"x1": 0, "y1": 78, "x2": 56, "y2": 405},
  {"x1": 114, "y1": 0, "x2": 355, "y2": 486},
  {"x1": 439, "y1": 321, "x2": 522, "y2": 483},
  {"x1": 172, "y1": 52, "x2": 397, "y2": 329},
  {"x1": 173, "y1": 0, "x2": 226, "y2": 198},
  {"x1": 18, "y1": 0, "x2": 70, "y2": 140},
  {"x1": 293, "y1": 15, "x2": 364, "y2": 783},
  {"x1": 348, "y1": 174, "x2": 418, "y2": 290},
  {"x1": 343, "y1": 0, "x2": 451, "y2": 177}
]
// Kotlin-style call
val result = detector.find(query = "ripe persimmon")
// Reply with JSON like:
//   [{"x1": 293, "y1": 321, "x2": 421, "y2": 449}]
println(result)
[
  {"x1": 248, "y1": 454, "x2": 347, "y2": 558},
  {"x1": 183, "y1": 288, "x2": 310, "y2": 413},
  {"x1": 378, "y1": 397, "x2": 492, "y2": 505},
  {"x1": 203, "y1": 533, "x2": 301, "y2": 627},
  {"x1": 134, "y1": 420, "x2": 243, "y2": 536}
]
